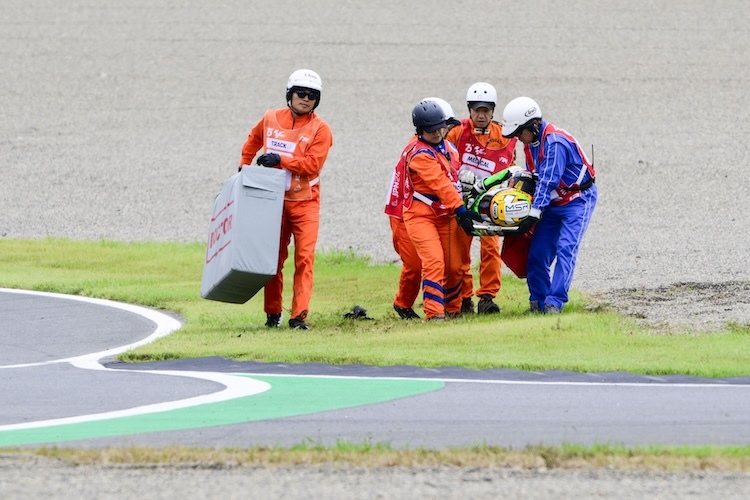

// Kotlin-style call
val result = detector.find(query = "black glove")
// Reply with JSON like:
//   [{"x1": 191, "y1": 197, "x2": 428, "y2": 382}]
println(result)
[
  {"x1": 343, "y1": 305, "x2": 373, "y2": 320},
  {"x1": 515, "y1": 214, "x2": 540, "y2": 236},
  {"x1": 456, "y1": 208, "x2": 483, "y2": 236},
  {"x1": 256, "y1": 153, "x2": 281, "y2": 167}
]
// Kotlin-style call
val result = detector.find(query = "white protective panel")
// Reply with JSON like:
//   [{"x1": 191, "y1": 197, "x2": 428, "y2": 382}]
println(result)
[{"x1": 200, "y1": 166, "x2": 285, "y2": 303}]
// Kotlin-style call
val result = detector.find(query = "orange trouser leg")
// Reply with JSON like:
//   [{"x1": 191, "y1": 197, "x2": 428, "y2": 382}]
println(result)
[
  {"x1": 404, "y1": 211, "x2": 446, "y2": 319},
  {"x1": 390, "y1": 217, "x2": 421, "y2": 309},
  {"x1": 264, "y1": 200, "x2": 320, "y2": 319},
  {"x1": 264, "y1": 208, "x2": 291, "y2": 315},
  {"x1": 456, "y1": 229, "x2": 475, "y2": 300},
  {"x1": 403, "y1": 207, "x2": 463, "y2": 319},
  {"x1": 288, "y1": 200, "x2": 319, "y2": 319},
  {"x1": 443, "y1": 219, "x2": 464, "y2": 315},
  {"x1": 476, "y1": 234, "x2": 502, "y2": 297}
]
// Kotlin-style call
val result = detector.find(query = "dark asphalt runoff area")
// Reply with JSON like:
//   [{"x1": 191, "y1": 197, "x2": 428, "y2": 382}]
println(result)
[{"x1": 1, "y1": 289, "x2": 749, "y2": 449}]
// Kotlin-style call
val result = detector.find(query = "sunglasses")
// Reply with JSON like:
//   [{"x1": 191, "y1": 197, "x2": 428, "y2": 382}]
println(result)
[{"x1": 294, "y1": 89, "x2": 319, "y2": 101}]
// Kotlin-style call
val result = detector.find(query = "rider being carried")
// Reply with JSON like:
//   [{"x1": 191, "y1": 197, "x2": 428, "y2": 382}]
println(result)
[{"x1": 459, "y1": 167, "x2": 537, "y2": 237}]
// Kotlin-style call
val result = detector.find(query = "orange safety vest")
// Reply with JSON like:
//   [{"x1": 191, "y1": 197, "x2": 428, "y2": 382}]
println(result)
[
  {"x1": 456, "y1": 119, "x2": 516, "y2": 180},
  {"x1": 262, "y1": 109, "x2": 325, "y2": 202},
  {"x1": 403, "y1": 140, "x2": 461, "y2": 217},
  {"x1": 384, "y1": 136, "x2": 419, "y2": 219}
]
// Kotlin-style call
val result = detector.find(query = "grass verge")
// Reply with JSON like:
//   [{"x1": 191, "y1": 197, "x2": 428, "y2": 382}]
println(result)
[
  {"x1": 1, "y1": 238, "x2": 748, "y2": 377},
  {"x1": 1, "y1": 238, "x2": 749, "y2": 469}
]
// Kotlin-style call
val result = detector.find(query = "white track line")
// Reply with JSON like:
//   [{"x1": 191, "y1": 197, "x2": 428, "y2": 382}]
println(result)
[
  {"x1": 0, "y1": 289, "x2": 270, "y2": 431},
  {"x1": 234, "y1": 372, "x2": 750, "y2": 388},
  {"x1": 1, "y1": 288, "x2": 746, "y2": 435}
]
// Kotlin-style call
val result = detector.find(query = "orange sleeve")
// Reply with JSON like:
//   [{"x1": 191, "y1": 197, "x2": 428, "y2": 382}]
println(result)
[
  {"x1": 444, "y1": 124, "x2": 463, "y2": 148},
  {"x1": 280, "y1": 119, "x2": 333, "y2": 177},
  {"x1": 239, "y1": 117, "x2": 265, "y2": 166},
  {"x1": 408, "y1": 150, "x2": 463, "y2": 212},
  {"x1": 490, "y1": 124, "x2": 517, "y2": 164}
]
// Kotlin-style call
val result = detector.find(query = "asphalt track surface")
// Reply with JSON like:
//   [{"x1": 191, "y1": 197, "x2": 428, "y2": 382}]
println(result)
[{"x1": 2, "y1": 289, "x2": 749, "y2": 450}]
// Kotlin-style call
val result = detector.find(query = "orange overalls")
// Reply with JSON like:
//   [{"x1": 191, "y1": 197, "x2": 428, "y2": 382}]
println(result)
[
  {"x1": 385, "y1": 136, "x2": 422, "y2": 310},
  {"x1": 401, "y1": 138, "x2": 464, "y2": 319},
  {"x1": 445, "y1": 119, "x2": 516, "y2": 301},
  {"x1": 240, "y1": 107, "x2": 333, "y2": 321}
]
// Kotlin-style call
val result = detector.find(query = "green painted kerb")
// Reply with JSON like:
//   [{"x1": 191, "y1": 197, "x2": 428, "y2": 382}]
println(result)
[{"x1": 0, "y1": 375, "x2": 444, "y2": 446}]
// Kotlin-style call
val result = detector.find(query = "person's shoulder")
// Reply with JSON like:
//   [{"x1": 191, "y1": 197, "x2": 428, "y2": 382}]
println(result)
[
  {"x1": 310, "y1": 111, "x2": 331, "y2": 126},
  {"x1": 314, "y1": 116, "x2": 333, "y2": 138},
  {"x1": 445, "y1": 123, "x2": 463, "y2": 142},
  {"x1": 409, "y1": 143, "x2": 437, "y2": 159}
]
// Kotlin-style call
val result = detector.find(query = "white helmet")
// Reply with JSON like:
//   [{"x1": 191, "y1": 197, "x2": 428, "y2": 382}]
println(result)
[
  {"x1": 287, "y1": 69, "x2": 322, "y2": 91},
  {"x1": 501, "y1": 96, "x2": 542, "y2": 138},
  {"x1": 286, "y1": 69, "x2": 322, "y2": 110},
  {"x1": 466, "y1": 82, "x2": 497, "y2": 109},
  {"x1": 423, "y1": 97, "x2": 460, "y2": 127}
]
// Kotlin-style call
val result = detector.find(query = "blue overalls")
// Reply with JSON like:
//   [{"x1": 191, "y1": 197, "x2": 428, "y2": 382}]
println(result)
[{"x1": 524, "y1": 121, "x2": 597, "y2": 310}]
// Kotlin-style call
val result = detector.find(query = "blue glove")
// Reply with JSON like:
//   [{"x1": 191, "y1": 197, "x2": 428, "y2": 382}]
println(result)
[
  {"x1": 256, "y1": 153, "x2": 281, "y2": 167},
  {"x1": 455, "y1": 206, "x2": 483, "y2": 236}
]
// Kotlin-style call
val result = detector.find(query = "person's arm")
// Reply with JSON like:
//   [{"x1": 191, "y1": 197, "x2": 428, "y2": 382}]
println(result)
[
  {"x1": 239, "y1": 118, "x2": 265, "y2": 166},
  {"x1": 408, "y1": 150, "x2": 463, "y2": 211},
  {"x1": 531, "y1": 141, "x2": 567, "y2": 212},
  {"x1": 460, "y1": 167, "x2": 523, "y2": 203}
]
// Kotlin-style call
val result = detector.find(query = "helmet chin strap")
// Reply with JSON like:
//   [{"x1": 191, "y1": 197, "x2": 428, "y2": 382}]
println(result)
[{"x1": 522, "y1": 119, "x2": 541, "y2": 142}]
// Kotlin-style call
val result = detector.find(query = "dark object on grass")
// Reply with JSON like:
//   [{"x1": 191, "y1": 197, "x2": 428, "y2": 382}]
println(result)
[{"x1": 344, "y1": 305, "x2": 374, "y2": 320}]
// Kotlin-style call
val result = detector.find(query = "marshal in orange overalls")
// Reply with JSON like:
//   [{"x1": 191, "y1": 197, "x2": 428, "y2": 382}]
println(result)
[
  {"x1": 401, "y1": 139, "x2": 465, "y2": 319},
  {"x1": 446, "y1": 118, "x2": 516, "y2": 308},
  {"x1": 241, "y1": 107, "x2": 333, "y2": 323},
  {"x1": 385, "y1": 136, "x2": 422, "y2": 313}
]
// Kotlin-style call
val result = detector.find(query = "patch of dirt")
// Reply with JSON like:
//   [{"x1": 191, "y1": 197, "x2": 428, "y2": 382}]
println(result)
[{"x1": 588, "y1": 281, "x2": 750, "y2": 333}]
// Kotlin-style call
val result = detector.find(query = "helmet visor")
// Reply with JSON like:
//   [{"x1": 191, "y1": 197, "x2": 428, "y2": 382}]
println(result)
[
  {"x1": 468, "y1": 101, "x2": 495, "y2": 111},
  {"x1": 502, "y1": 123, "x2": 522, "y2": 138},
  {"x1": 422, "y1": 120, "x2": 447, "y2": 133}
]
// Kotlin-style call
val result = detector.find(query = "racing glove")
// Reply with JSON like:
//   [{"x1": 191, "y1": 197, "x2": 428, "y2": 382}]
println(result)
[
  {"x1": 256, "y1": 153, "x2": 281, "y2": 167},
  {"x1": 514, "y1": 207, "x2": 542, "y2": 236},
  {"x1": 455, "y1": 206, "x2": 483, "y2": 236},
  {"x1": 459, "y1": 170, "x2": 480, "y2": 195},
  {"x1": 459, "y1": 170, "x2": 485, "y2": 207}
]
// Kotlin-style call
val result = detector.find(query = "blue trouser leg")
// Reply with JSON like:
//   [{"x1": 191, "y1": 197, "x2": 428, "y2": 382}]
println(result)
[
  {"x1": 527, "y1": 186, "x2": 597, "y2": 309},
  {"x1": 527, "y1": 214, "x2": 559, "y2": 305}
]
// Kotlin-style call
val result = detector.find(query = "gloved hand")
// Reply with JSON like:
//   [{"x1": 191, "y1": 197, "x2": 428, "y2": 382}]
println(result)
[
  {"x1": 459, "y1": 170, "x2": 477, "y2": 194},
  {"x1": 459, "y1": 170, "x2": 484, "y2": 199},
  {"x1": 256, "y1": 153, "x2": 281, "y2": 167},
  {"x1": 455, "y1": 207, "x2": 483, "y2": 236},
  {"x1": 515, "y1": 208, "x2": 542, "y2": 235}
]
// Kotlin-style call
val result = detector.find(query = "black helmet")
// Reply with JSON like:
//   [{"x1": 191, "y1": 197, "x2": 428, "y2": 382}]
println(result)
[
  {"x1": 506, "y1": 170, "x2": 536, "y2": 197},
  {"x1": 412, "y1": 100, "x2": 447, "y2": 133}
]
